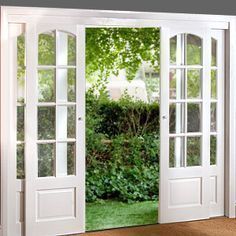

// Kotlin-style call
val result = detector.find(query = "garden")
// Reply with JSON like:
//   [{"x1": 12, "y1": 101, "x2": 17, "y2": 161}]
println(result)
[
  {"x1": 85, "y1": 28, "x2": 161, "y2": 230},
  {"x1": 85, "y1": 90, "x2": 160, "y2": 230}
]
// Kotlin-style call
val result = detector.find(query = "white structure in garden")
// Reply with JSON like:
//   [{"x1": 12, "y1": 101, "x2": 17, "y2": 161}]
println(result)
[{"x1": 86, "y1": 63, "x2": 160, "y2": 103}]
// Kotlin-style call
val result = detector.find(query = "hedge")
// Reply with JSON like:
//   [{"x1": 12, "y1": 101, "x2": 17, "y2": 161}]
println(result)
[{"x1": 86, "y1": 91, "x2": 160, "y2": 202}]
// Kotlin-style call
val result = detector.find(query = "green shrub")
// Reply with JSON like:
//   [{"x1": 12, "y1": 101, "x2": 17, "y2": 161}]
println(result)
[
  {"x1": 86, "y1": 92, "x2": 160, "y2": 203},
  {"x1": 86, "y1": 134, "x2": 159, "y2": 203},
  {"x1": 98, "y1": 96, "x2": 159, "y2": 137}
]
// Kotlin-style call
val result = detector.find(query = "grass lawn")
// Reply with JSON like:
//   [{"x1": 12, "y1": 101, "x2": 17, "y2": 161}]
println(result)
[{"x1": 86, "y1": 200, "x2": 158, "y2": 231}]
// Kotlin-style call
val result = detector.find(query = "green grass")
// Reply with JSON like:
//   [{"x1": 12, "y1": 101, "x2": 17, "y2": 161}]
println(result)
[{"x1": 86, "y1": 200, "x2": 158, "y2": 231}]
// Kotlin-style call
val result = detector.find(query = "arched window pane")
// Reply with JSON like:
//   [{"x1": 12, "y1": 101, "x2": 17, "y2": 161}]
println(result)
[
  {"x1": 38, "y1": 31, "x2": 56, "y2": 65},
  {"x1": 211, "y1": 38, "x2": 217, "y2": 66},
  {"x1": 187, "y1": 34, "x2": 202, "y2": 65}
]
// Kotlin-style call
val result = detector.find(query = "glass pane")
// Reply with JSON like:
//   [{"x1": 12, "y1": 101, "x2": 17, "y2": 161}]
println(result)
[
  {"x1": 169, "y1": 103, "x2": 185, "y2": 134},
  {"x1": 58, "y1": 31, "x2": 76, "y2": 66},
  {"x1": 57, "y1": 69, "x2": 76, "y2": 102},
  {"x1": 187, "y1": 34, "x2": 202, "y2": 65},
  {"x1": 170, "y1": 36, "x2": 177, "y2": 65},
  {"x1": 211, "y1": 70, "x2": 217, "y2": 99},
  {"x1": 210, "y1": 135, "x2": 217, "y2": 165},
  {"x1": 38, "y1": 143, "x2": 55, "y2": 177},
  {"x1": 67, "y1": 142, "x2": 76, "y2": 175},
  {"x1": 187, "y1": 137, "x2": 201, "y2": 166},
  {"x1": 211, "y1": 38, "x2": 217, "y2": 67},
  {"x1": 169, "y1": 69, "x2": 184, "y2": 99},
  {"x1": 187, "y1": 69, "x2": 201, "y2": 99},
  {"x1": 17, "y1": 69, "x2": 25, "y2": 104},
  {"x1": 211, "y1": 103, "x2": 217, "y2": 132},
  {"x1": 38, "y1": 69, "x2": 55, "y2": 102},
  {"x1": 17, "y1": 34, "x2": 25, "y2": 67},
  {"x1": 38, "y1": 107, "x2": 55, "y2": 140},
  {"x1": 187, "y1": 103, "x2": 201, "y2": 132},
  {"x1": 68, "y1": 106, "x2": 76, "y2": 138},
  {"x1": 38, "y1": 31, "x2": 56, "y2": 65},
  {"x1": 17, "y1": 144, "x2": 25, "y2": 179},
  {"x1": 57, "y1": 106, "x2": 76, "y2": 140},
  {"x1": 68, "y1": 69, "x2": 76, "y2": 102},
  {"x1": 169, "y1": 137, "x2": 185, "y2": 168},
  {"x1": 57, "y1": 142, "x2": 76, "y2": 176},
  {"x1": 17, "y1": 106, "x2": 24, "y2": 141},
  {"x1": 68, "y1": 34, "x2": 76, "y2": 65}
]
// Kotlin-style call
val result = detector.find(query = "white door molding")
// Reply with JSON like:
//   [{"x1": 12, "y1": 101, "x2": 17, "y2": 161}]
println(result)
[{"x1": 224, "y1": 19, "x2": 236, "y2": 218}]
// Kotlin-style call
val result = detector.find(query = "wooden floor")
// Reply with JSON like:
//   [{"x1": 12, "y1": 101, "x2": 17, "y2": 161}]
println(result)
[{"x1": 80, "y1": 217, "x2": 236, "y2": 236}]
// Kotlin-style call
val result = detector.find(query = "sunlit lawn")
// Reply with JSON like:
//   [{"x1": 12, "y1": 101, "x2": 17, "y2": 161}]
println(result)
[{"x1": 86, "y1": 200, "x2": 158, "y2": 231}]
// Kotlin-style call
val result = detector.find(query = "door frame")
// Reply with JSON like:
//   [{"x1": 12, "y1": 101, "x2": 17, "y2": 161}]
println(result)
[{"x1": 1, "y1": 6, "x2": 236, "y2": 236}]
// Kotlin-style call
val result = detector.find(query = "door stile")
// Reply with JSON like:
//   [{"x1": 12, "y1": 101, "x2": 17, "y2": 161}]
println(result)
[
  {"x1": 76, "y1": 25, "x2": 86, "y2": 233},
  {"x1": 25, "y1": 22, "x2": 38, "y2": 236},
  {"x1": 159, "y1": 26, "x2": 170, "y2": 224},
  {"x1": 201, "y1": 29, "x2": 211, "y2": 216}
]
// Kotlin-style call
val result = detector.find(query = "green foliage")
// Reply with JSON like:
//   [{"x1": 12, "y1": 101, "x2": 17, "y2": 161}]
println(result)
[
  {"x1": 187, "y1": 137, "x2": 201, "y2": 166},
  {"x1": 38, "y1": 69, "x2": 55, "y2": 102},
  {"x1": 38, "y1": 143, "x2": 55, "y2": 177},
  {"x1": 211, "y1": 70, "x2": 217, "y2": 98},
  {"x1": 86, "y1": 134, "x2": 159, "y2": 203},
  {"x1": 97, "y1": 94, "x2": 159, "y2": 137},
  {"x1": 17, "y1": 34, "x2": 25, "y2": 67},
  {"x1": 38, "y1": 32, "x2": 56, "y2": 65},
  {"x1": 187, "y1": 70, "x2": 201, "y2": 98},
  {"x1": 187, "y1": 35, "x2": 202, "y2": 65},
  {"x1": 187, "y1": 103, "x2": 201, "y2": 132},
  {"x1": 86, "y1": 28, "x2": 160, "y2": 82},
  {"x1": 67, "y1": 34, "x2": 76, "y2": 65},
  {"x1": 210, "y1": 136, "x2": 217, "y2": 165},
  {"x1": 38, "y1": 107, "x2": 55, "y2": 140},
  {"x1": 17, "y1": 144, "x2": 25, "y2": 179},
  {"x1": 86, "y1": 92, "x2": 159, "y2": 203}
]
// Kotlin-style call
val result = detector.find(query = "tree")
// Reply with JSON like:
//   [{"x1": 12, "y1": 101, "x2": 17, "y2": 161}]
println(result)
[{"x1": 86, "y1": 28, "x2": 160, "y2": 82}]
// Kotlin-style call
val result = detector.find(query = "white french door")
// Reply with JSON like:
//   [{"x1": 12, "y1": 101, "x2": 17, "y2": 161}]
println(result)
[
  {"x1": 8, "y1": 22, "x2": 86, "y2": 235},
  {"x1": 159, "y1": 26, "x2": 224, "y2": 223},
  {"x1": 24, "y1": 23, "x2": 86, "y2": 236}
]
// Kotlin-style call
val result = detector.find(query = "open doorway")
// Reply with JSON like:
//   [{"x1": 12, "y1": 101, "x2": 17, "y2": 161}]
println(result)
[{"x1": 85, "y1": 27, "x2": 160, "y2": 231}]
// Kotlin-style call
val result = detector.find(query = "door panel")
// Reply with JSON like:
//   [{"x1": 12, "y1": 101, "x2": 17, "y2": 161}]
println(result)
[
  {"x1": 25, "y1": 23, "x2": 85, "y2": 236},
  {"x1": 159, "y1": 27, "x2": 211, "y2": 223}
]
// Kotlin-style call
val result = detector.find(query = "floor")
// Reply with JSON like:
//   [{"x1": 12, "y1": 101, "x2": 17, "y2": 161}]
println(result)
[{"x1": 80, "y1": 217, "x2": 236, "y2": 236}]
